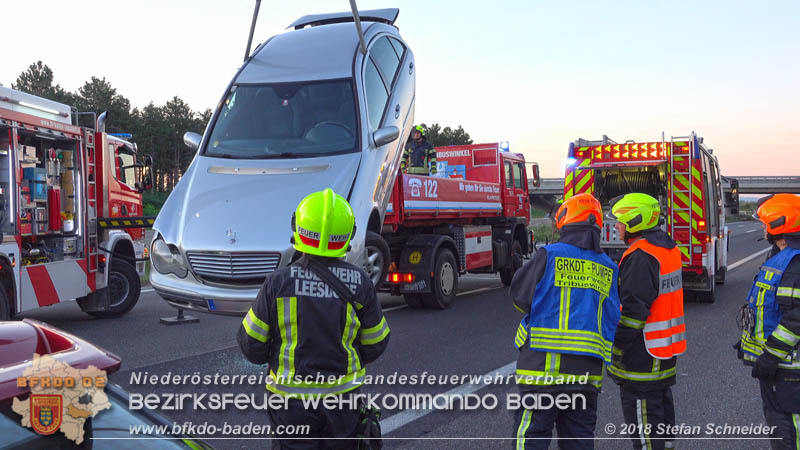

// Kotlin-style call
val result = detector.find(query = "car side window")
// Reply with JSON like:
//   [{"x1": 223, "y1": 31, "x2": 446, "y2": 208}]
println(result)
[
  {"x1": 388, "y1": 37, "x2": 406, "y2": 59},
  {"x1": 370, "y1": 37, "x2": 401, "y2": 88},
  {"x1": 364, "y1": 59, "x2": 389, "y2": 131}
]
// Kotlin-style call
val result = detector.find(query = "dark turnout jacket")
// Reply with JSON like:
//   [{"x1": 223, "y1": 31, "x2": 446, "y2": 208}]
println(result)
[{"x1": 238, "y1": 256, "x2": 389, "y2": 397}]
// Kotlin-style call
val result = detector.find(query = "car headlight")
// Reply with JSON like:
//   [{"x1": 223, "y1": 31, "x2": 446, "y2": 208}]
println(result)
[{"x1": 151, "y1": 238, "x2": 188, "y2": 278}]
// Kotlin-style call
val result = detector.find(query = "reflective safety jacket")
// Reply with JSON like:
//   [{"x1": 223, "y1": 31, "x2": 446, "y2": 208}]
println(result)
[
  {"x1": 512, "y1": 239, "x2": 621, "y2": 392},
  {"x1": 400, "y1": 138, "x2": 436, "y2": 175},
  {"x1": 237, "y1": 258, "x2": 390, "y2": 398},
  {"x1": 739, "y1": 246, "x2": 800, "y2": 381},
  {"x1": 609, "y1": 232, "x2": 685, "y2": 390}
]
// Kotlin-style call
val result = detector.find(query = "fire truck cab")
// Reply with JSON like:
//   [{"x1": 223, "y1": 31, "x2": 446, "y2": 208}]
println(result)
[
  {"x1": 0, "y1": 86, "x2": 151, "y2": 320},
  {"x1": 565, "y1": 133, "x2": 728, "y2": 303}
]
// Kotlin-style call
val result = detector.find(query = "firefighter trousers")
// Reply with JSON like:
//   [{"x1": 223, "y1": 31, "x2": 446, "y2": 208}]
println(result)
[
  {"x1": 760, "y1": 380, "x2": 800, "y2": 450},
  {"x1": 619, "y1": 386, "x2": 675, "y2": 450},
  {"x1": 267, "y1": 394, "x2": 361, "y2": 450},
  {"x1": 512, "y1": 390, "x2": 599, "y2": 450}
]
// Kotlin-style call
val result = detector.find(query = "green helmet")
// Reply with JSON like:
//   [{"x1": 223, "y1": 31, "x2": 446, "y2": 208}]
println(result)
[
  {"x1": 292, "y1": 188, "x2": 355, "y2": 258},
  {"x1": 608, "y1": 193, "x2": 661, "y2": 233},
  {"x1": 413, "y1": 125, "x2": 425, "y2": 136}
]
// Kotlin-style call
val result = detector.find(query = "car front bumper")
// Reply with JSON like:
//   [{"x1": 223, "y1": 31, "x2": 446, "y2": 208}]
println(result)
[{"x1": 149, "y1": 270, "x2": 259, "y2": 316}]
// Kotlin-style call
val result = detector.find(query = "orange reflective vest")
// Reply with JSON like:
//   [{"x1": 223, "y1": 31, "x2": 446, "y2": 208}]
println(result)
[{"x1": 621, "y1": 239, "x2": 686, "y2": 359}]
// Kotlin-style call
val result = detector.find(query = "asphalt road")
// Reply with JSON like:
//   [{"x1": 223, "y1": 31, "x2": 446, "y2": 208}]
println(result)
[{"x1": 20, "y1": 220, "x2": 776, "y2": 449}]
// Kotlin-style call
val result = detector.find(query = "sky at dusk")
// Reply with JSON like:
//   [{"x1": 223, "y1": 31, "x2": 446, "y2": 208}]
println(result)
[{"x1": 2, "y1": 0, "x2": 798, "y2": 177}]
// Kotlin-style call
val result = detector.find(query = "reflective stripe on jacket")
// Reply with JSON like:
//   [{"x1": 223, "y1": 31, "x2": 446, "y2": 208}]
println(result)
[{"x1": 621, "y1": 239, "x2": 686, "y2": 360}]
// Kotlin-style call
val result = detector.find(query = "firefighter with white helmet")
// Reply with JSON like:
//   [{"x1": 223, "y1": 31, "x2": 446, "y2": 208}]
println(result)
[{"x1": 237, "y1": 188, "x2": 389, "y2": 449}]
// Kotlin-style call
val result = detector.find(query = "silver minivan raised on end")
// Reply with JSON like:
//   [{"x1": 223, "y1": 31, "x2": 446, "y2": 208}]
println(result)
[{"x1": 150, "y1": 9, "x2": 414, "y2": 315}]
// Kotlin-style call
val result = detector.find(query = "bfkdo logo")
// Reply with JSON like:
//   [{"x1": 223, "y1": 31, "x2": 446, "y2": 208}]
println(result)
[
  {"x1": 30, "y1": 394, "x2": 63, "y2": 435},
  {"x1": 12, "y1": 354, "x2": 111, "y2": 445}
]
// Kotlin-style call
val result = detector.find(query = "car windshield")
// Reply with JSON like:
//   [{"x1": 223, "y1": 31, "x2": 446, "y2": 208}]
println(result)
[{"x1": 204, "y1": 79, "x2": 358, "y2": 159}]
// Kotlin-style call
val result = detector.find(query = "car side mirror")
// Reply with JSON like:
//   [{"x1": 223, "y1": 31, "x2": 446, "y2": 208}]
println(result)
[
  {"x1": 183, "y1": 132, "x2": 202, "y2": 151},
  {"x1": 373, "y1": 126, "x2": 399, "y2": 148}
]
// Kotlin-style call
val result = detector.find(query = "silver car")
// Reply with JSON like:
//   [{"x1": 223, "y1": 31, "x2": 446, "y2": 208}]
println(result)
[{"x1": 150, "y1": 9, "x2": 414, "y2": 315}]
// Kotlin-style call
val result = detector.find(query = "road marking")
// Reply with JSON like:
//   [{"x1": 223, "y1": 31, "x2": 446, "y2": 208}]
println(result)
[
  {"x1": 381, "y1": 361, "x2": 516, "y2": 435},
  {"x1": 383, "y1": 305, "x2": 408, "y2": 312},
  {"x1": 389, "y1": 285, "x2": 504, "y2": 311},
  {"x1": 728, "y1": 247, "x2": 771, "y2": 271},
  {"x1": 142, "y1": 288, "x2": 154, "y2": 293},
  {"x1": 741, "y1": 229, "x2": 759, "y2": 234}
]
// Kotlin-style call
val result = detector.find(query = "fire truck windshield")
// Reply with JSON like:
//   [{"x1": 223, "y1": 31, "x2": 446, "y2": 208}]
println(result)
[{"x1": 204, "y1": 79, "x2": 358, "y2": 159}]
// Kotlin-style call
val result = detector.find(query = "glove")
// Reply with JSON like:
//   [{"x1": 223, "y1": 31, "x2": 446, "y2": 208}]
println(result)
[{"x1": 751, "y1": 352, "x2": 779, "y2": 380}]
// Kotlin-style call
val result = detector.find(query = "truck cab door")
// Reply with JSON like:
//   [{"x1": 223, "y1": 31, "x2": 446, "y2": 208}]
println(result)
[
  {"x1": 513, "y1": 161, "x2": 529, "y2": 220},
  {"x1": 503, "y1": 160, "x2": 515, "y2": 218}
]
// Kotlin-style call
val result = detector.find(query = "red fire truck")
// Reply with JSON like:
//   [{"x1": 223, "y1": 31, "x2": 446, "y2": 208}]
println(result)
[
  {"x1": 563, "y1": 133, "x2": 728, "y2": 303},
  {"x1": 382, "y1": 142, "x2": 539, "y2": 308},
  {"x1": 0, "y1": 86, "x2": 153, "y2": 320}
]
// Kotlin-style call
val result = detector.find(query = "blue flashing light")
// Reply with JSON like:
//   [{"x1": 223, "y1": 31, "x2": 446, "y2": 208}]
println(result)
[
  {"x1": 565, "y1": 157, "x2": 578, "y2": 167},
  {"x1": 499, "y1": 141, "x2": 510, "y2": 151},
  {"x1": 109, "y1": 133, "x2": 133, "y2": 139}
]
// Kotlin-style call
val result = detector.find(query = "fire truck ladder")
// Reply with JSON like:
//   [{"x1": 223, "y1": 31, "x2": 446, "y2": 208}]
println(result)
[
  {"x1": 669, "y1": 134, "x2": 694, "y2": 262},
  {"x1": 85, "y1": 130, "x2": 100, "y2": 273}
]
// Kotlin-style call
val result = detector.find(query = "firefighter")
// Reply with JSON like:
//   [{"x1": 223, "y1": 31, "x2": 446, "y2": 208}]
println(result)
[
  {"x1": 510, "y1": 193, "x2": 621, "y2": 450},
  {"x1": 237, "y1": 188, "x2": 390, "y2": 449},
  {"x1": 400, "y1": 125, "x2": 437, "y2": 175},
  {"x1": 737, "y1": 193, "x2": 800, "y2": 450},
  {"x1": 606, "y1": 193, "x2": 686, "y2": 450}
]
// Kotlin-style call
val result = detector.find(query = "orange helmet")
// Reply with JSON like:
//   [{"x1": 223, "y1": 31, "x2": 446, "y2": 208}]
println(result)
[
  {"x1": 754, "y1": 193, "x2": 800, "y2": 236},
  {"x1": 555, "y1": 193, "x2": 603, "y2": 230}
]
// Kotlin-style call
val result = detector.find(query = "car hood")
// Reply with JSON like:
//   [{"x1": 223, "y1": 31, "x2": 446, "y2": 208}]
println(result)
[{"x1": 154, "y1": 153, "x2": 361, "y2": 253}]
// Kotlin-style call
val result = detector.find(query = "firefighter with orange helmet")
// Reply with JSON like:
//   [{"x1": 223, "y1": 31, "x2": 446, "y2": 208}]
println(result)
[
  {"x1": 737, "y1": 193, "x2": 800, "y2": 450},
  {"x1": 510, "y1": 193, "x2": 621, "y2": 449},
  {"x1": 607, "y1": 193, "x2": 686, "y2": 450}
]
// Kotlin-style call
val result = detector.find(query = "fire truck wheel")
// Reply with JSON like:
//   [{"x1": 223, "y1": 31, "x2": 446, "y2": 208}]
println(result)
[
  {"x1": 364, "y1": 231, "x2": 390, "y2": 290},
  {"x1": 422, "y1": 249, "x2": 458, "y2": 309},
  {"x1": 403, "y1": 294, "x2": 424, "y2": 308},
  {"x1": 90, "y1": 259, "x2": 141, "y2": 318},
  {"x1": 500, "y1": 240, "x2": 524, "y2": 286},
  {"x1": 715, "y1": 267, "x2": 727, "y2": 284},
  {"x1": 0, "y1": 286, "x2": 10, "y2": 321}
]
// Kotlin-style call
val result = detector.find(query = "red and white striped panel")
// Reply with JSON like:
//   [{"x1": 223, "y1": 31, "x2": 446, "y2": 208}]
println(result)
[
  {"x1": 464, "y1": 225, "x2": 492, "y2": 270},
  {"x1": 20, "y1": 260, "x2": 91, "y2": 313}
]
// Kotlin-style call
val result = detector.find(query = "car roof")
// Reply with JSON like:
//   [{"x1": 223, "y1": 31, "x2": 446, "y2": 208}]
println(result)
[{"x1": 236, "y1": 22, "x2": 398, "y2": 84}]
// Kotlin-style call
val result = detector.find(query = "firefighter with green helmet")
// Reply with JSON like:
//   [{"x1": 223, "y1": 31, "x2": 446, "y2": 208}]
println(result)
[
  {"x1": 237, "y1": 188, "x2": 390, "y2": 449},
  {"x1": 400, "y1": 125, "x2": 437, "y2": 175},
  {"x1": 608, "y1": 193, "x2": 686, "y2": 450}
]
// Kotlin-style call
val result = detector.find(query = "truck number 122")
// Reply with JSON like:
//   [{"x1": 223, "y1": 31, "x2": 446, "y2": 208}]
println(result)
[{"x1": 424, "y1": 179, "x2": 438, "y2": 198}]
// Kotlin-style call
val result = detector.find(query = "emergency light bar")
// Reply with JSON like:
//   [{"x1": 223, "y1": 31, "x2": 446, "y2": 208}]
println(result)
[
  {"x1": 573, "y1": 142, "x2": 691, "y2": 162},
  {"x1": 109, "y1": 133, "x2": 133, "y2": 139}
]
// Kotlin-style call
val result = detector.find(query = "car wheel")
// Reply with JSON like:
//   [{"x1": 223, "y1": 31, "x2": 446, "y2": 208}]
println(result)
[
  {"x1": 88, "y1": 259, "x2": 141, "y2": 318},
  {"x1": 364, "y1": 231, "x2": 390, "y2": 290},
  {"x1": 421, "y1": 249, "x2": 458, "y2": 309},
  {"x1": 500, "y1": 240, "x2": 523, "y2": 286}
]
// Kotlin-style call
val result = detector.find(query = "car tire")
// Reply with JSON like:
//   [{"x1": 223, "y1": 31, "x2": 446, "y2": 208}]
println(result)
[
  {"x1": 403, "y1": 294, "x2": 424, "y2": 308},
  {"x1": 0, "y1": 285, "x2": 11, "y2": 321},
  {"x1": 500, "y1": 240, "x2": 523, "y2": 286},
  {"x1": 421, "y1": 249, "x2": 458, "y2": 309},
  {"x1": 364, "y1": 231, "x2": 390, "y2": 290},
  {"x1": 88, "y1": 259, "x2": 141, "y2": 318}
]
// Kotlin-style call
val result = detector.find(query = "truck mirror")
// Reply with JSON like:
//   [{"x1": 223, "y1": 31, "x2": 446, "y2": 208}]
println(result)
[
  {"x1": 183, "y1": 132, "x2": 202, "y2": 151},
  {"x1": 373, "y1": 126, "x2": 399, "y2": 147},
  {"x1": 529, "y1": 163, "x2": 541, "y2": 187}
]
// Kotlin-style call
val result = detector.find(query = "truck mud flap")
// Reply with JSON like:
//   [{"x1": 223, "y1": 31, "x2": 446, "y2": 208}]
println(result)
[
  {"x1": 396, "y1": 234, "x2": 456, "y2": 294},
  {"x1": 77, "y1": 287, "x2": 109, "y2": 313}
]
